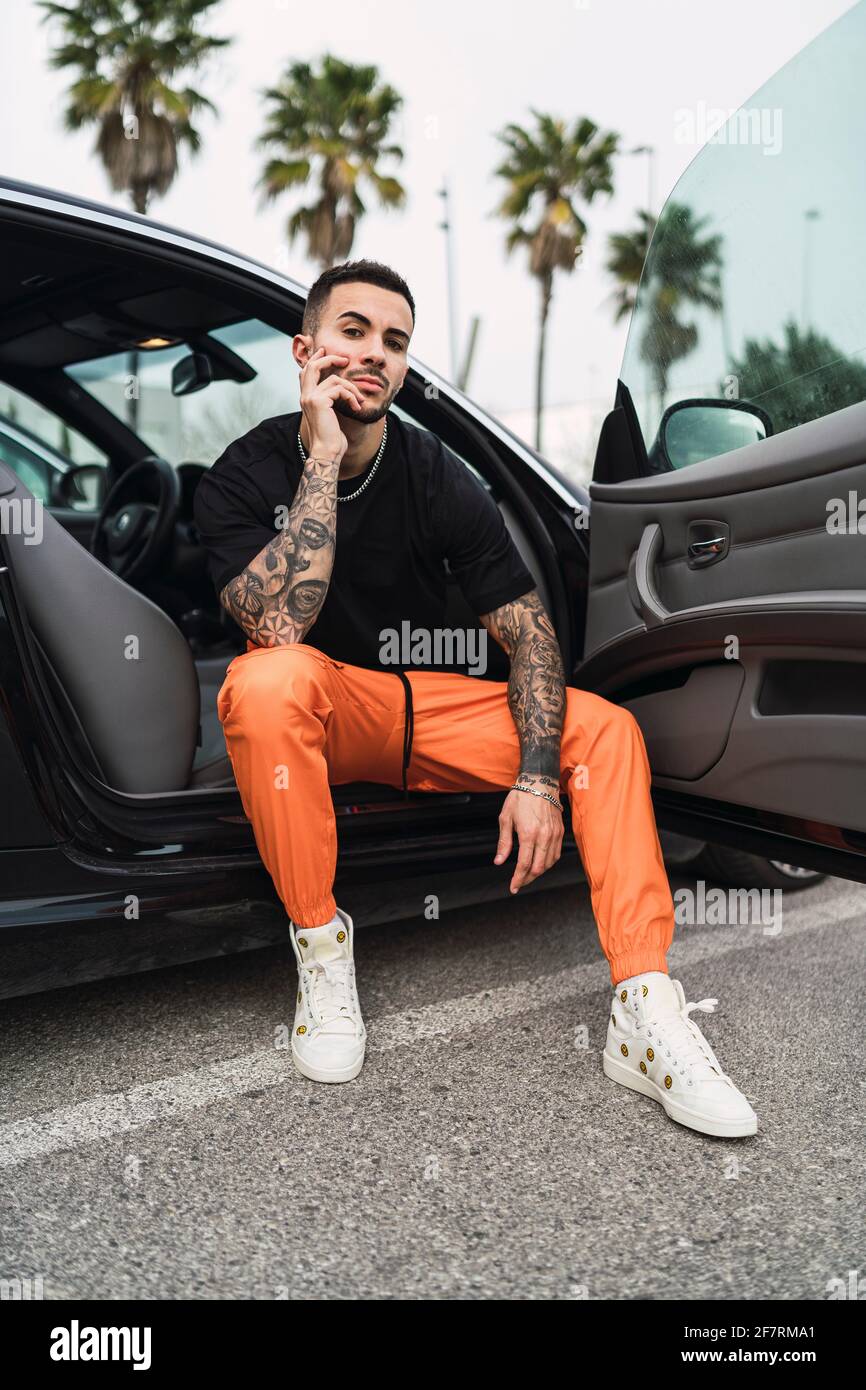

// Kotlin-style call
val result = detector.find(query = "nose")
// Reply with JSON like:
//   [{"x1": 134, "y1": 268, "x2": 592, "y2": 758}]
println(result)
[{"x1": 361, "y1": 340, "x2": 386, "y2": 369}]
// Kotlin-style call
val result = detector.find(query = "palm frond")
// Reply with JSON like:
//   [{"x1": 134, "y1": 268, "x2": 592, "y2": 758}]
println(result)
[
  {"x1": 40, "y1": 0, "x2": 227, "y2": 213},
  {"x1": 255, "y1": 54, "x2": 406, "y2": 265}
]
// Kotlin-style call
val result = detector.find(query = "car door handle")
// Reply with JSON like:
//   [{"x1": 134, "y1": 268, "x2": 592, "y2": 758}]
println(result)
[
  {"x1": 688, "y1": 536, "x2": 726, "y2": 558},
  {"x1": 628, "y1": 521, "x2": 732, "y2": 628},
  {"x1": 687, "y1": 519, "x2": 730, "y2": 568},
  {"x1": 627, "y1": 522, "x2": 669, "y2": 628}
]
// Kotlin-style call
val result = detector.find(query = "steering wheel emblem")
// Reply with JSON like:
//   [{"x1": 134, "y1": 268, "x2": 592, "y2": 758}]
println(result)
[{"x1": 116, "y1": 511, "x2": 130, "y2": 532}]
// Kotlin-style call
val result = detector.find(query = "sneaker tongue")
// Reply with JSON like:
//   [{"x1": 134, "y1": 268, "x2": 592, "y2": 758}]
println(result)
[
  {"x1": 295, "y1": 922, "x2": 355, "y2": 1034},
  {"x1": 626, "y1": 976, "x2": 726, "y2": 1081},
  {"x1": 618, "y1": 972, "x2": 679, "y2": 1022},
  {"x1": 295, "y1": 921, "x2": 349, "y2": 965}
]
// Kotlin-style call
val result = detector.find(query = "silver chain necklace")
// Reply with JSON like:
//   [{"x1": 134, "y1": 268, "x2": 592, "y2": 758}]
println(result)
[{"x1": 297, "y1": 417, "x2": 387, "y2": 502}]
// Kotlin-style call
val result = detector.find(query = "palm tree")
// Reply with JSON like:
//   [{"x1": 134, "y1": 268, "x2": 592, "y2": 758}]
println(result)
[
  {"x1": 39, "y1": 0, "x2": 228, "y2": 430},
  {"x1": 493, "y1": 111, "x2": 619, "y2": 451},
  {"x1": 728, "y1": 319, "x2": 866, "y2": 433},
  {"x1": 605, "y1": 209, "x2": 657, "y2": 324},
  {"x1": 257, "y1": 55, "x2": 406, "y2": 270},
  {"x1": 634, "y1": 202, "x2": 724, "y2": 410},
  {"x1": 39, "y1": 0, "x2": 229, "y2": 216}
]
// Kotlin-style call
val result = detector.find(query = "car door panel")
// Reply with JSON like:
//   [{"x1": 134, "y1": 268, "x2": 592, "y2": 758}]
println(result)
[
  {"x1": 613, "y1": 662, "x2": 745, "y2": 781},
  {"x1": 586, "y1": 399, "x2": 866, "y2": 653},
  {"x1": 581, "y1": 402, "x2": 866, "y2": 843}
]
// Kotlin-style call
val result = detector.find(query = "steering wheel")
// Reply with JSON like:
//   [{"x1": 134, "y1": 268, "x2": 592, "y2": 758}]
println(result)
[{"x1": 91, "y1": 456, "x2": 181, "y2": 583}]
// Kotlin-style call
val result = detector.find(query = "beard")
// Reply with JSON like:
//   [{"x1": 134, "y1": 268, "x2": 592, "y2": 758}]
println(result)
[{"x1": 332, "y1": 387, "x2": 392, "y2": 425}]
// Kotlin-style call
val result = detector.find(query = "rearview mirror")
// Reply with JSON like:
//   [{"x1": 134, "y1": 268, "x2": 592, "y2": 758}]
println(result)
[
  {"x1": 649, "y1": 399, "x2": 773, "y2": 472},
  {"x1": 171, "y1": 352, "x2": 213, "y2": 397}
]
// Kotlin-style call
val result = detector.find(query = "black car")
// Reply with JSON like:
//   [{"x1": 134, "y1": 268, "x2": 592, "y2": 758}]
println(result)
[{"x1": 2, "y1": 5, "x2": 865, "y2": 992}]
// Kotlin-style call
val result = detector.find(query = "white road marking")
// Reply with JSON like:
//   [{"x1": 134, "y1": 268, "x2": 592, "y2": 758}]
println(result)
[{"x1": 0, "y1": 890, "x2": 862, "y2": 1168}]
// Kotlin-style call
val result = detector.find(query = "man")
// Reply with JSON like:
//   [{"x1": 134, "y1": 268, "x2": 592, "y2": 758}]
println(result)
[{"x1": 193, "y1": 259, "x2": 756, "y2": 1138}]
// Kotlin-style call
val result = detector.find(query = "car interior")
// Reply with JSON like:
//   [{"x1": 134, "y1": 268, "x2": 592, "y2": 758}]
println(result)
[{"x1": 0, "y1": 228, "x2": 554, "y2": 800}]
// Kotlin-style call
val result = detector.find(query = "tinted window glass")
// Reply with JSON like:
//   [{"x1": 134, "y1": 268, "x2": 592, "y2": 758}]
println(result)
[
  {"x1": 0, "y1": 383, "x2": 107, "y2": 469},
  {"x1": 620, "y1": 2, "x2": 866, "y2": 472},
  {"x1": 0, "y1": 431, "x2": 54, "y2": 502}
]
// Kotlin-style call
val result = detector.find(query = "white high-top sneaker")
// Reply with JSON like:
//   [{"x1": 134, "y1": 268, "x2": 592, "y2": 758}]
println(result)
[
  {"x1": 603, "y1": 972, "x2": 757, "y2": 1138},
  {"x1": 290, "y1": 908, "x2": 366, "y2": 1084}
]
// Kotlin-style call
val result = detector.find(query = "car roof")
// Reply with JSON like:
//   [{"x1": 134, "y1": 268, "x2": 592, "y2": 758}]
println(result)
[{"x1": 0, "y1": 176, "x2": 310, "y2": 298}]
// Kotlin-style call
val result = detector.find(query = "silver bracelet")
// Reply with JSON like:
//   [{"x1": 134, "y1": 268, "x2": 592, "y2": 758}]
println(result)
[{"x1": 510, "y1": 782, "x2": 564, "y2": 813}]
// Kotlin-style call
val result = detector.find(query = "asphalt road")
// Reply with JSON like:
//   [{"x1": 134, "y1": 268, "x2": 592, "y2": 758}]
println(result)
[{"x1": 1, "y1": 872, "x2": 864, "y2": 1301}]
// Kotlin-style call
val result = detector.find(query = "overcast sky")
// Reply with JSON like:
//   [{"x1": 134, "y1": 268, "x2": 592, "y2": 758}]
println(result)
[{"x1": 1, "y1": 0, "x2": 856, "y2": 423}]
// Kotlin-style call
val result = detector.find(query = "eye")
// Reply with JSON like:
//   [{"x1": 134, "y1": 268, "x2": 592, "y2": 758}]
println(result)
[{"x1": 387, "y1": 340, "x2": 405, "y2": 352}]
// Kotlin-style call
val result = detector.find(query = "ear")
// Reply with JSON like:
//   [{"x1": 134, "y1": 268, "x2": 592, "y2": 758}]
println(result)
[{"x1": 292, "y1": 334, "x2": 315, "y2": 369}]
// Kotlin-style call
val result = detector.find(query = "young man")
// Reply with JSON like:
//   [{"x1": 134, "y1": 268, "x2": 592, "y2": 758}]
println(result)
[{"x1": 193, "y1": 259, "x2": 756, "y2": 1138}]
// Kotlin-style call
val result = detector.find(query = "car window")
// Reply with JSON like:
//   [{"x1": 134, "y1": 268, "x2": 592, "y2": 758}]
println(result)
[
  {"x1": 619, "y1": 1, "x2": 866, "y2": 473},
  {"x1": 0, "y1": 428, "x2": 57, "y2": 503},
  {"x1": 66, "y1": 320, "x2": 298, "y2": 465},
  {"x1": 0, "y1": 383, "x2": 108, "y2": 474}
]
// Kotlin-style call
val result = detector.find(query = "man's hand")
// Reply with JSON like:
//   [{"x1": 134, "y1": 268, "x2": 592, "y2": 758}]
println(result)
[
  {"x1": 300, "y1": 347, "x2": 364, "y2": 461},
  {"x1": 494, "y1": 775, "x2": 564, "y2": 893}
]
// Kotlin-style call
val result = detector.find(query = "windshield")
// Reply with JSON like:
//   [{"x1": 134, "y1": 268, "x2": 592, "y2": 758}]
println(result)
[
  {"x1": 620, "y1": 0, "x2": 866, "y2": 470},
  {"x1": 66, "y1": 319, "x2": 300, "y2": 464}
]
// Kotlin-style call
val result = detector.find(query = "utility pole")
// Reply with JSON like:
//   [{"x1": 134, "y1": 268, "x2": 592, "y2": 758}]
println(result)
[
  {"x1": 458, "y1": 315, "x2": 480, "y2": 394},
  {"x1": 437, "y1": 180, "x2": 459, "y2": 382}
]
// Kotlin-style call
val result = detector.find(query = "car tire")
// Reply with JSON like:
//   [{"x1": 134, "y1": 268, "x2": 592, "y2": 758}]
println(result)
[{"x1": 696, "y1": 844, "x2": 824, "y2": 892}]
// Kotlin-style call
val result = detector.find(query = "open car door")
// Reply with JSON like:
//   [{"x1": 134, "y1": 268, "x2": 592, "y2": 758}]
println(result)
[{"x1": 578, "y1": 0, "x2": 866, "y2": 883}]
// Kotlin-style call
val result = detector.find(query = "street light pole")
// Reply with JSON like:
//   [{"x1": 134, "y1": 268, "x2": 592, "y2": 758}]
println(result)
[
  {"x1": 437, "y1": 179, "x2": 459, "y2": 382},
  {"x1": 802, "y1": 208, "x2": 820, "y2": 331}
]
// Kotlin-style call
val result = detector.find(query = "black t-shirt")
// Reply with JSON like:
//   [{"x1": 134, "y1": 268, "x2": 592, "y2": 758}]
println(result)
[{"x1": 193, "y1": 409, "x2": 536, "y2": 672}]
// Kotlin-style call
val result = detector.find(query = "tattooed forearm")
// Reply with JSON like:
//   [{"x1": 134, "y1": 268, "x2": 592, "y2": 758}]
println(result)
[
  {"x1": 220, "y1": 455, "x2": 339, "y2": 646},
  {"x1": 480, "y1": 589, "x2": 566, "y2": 781}
]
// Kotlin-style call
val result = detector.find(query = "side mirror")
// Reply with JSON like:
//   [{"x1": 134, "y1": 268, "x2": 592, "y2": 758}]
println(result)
[
  {"x1": 55, "y1": 464, "x2": 106, "y2": 510},
  {"x1": 648, "y1": 398, "x2": 773, "y2": 472},
  {"x1": 171, "y1": 352, "x2": 214, "y2": 398}
]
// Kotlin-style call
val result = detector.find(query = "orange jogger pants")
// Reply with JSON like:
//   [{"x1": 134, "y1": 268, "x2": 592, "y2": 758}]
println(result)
[{"x1": 216, "y1": 641, "x2": 675, "y2": 984}]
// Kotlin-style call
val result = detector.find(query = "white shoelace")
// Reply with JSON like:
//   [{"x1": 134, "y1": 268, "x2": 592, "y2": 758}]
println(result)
[
  {"x1": 307, "y1": 958, "x2": 357, "y2": 1034},
  {"x1": 640, "y1": 997, "x2": 730, "y2": 1083}
]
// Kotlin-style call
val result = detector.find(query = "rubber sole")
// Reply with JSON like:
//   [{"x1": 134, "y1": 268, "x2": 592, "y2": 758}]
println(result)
[
  {"x1": 291, "y1": 1041, "x2": 366, "y2": 1084},
  {"x1": 603, "y1": 1049, "x2": 757, "y2": 1138}
]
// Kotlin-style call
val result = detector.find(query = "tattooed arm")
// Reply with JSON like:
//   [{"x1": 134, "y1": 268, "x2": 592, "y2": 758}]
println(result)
[
  {"x1": 219, "y1": 456, "x2": 340, "y2": 646},
  {"x1": 219, "y1": 345, "x2": 366, "y2": 646},
  {"x1": 480, "y1": 588, "x2": 567, "y2": 892}
]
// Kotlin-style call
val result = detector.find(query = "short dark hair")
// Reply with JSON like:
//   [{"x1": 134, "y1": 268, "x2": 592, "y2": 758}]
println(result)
[{"x1": 302, "y1": 258, "x2": 416, "y2": 339}]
